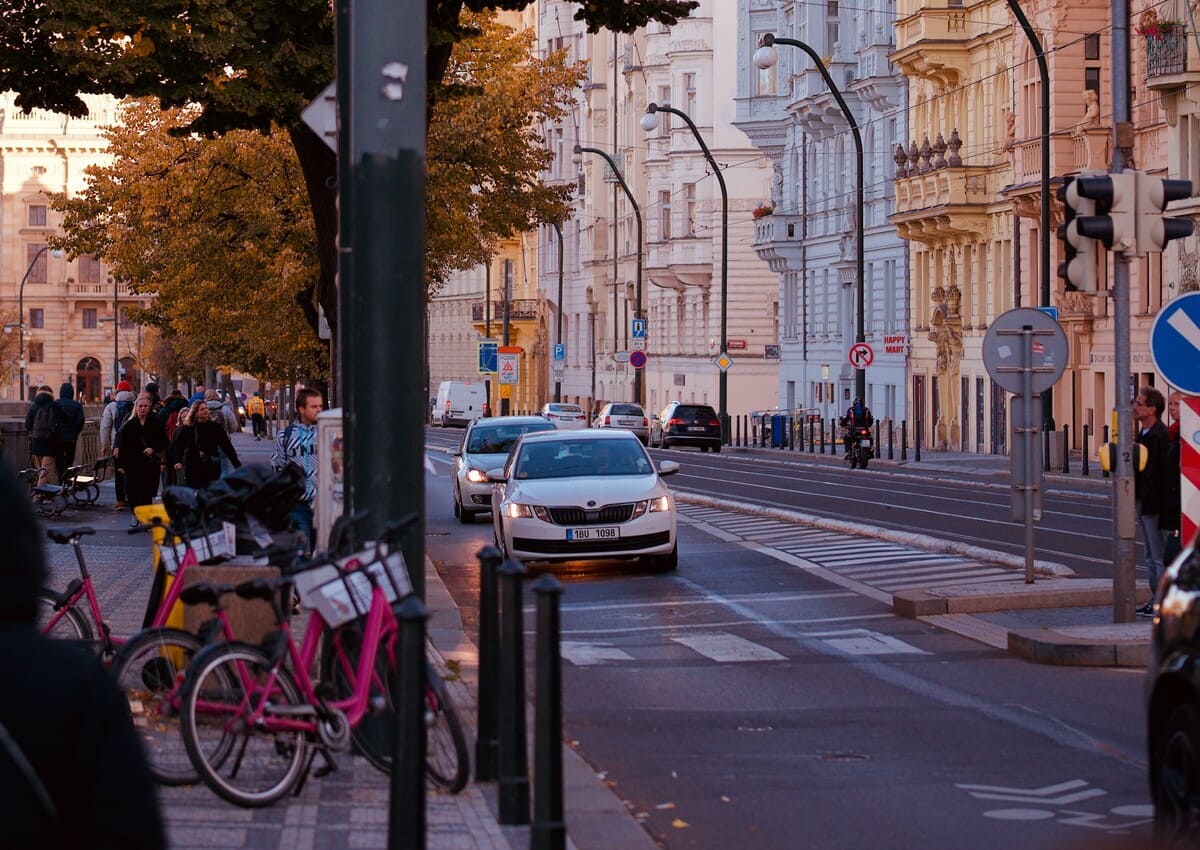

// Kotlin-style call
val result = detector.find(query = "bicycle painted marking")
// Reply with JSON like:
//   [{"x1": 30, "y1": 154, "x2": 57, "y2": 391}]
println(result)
[{"x1": 957, "y1": 779, "x2": 1153, "y2": 834}]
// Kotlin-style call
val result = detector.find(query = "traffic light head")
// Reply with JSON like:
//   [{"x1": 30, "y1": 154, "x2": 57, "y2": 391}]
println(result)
[
  {"x1": 1057, "y1": 175, "x2": 1100, "y2": 292},
  {"x1": 1073, "y1": 172, "x2": 1137, "y2": 254},
  {"x1": 1135, "y1": 172, "x2": 1195, "y2": 256}
]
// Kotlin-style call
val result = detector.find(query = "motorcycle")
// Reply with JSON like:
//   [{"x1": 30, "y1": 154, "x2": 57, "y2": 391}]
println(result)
[{"x1": 843, "y1": 424, "x2": 873, "y2": 470}]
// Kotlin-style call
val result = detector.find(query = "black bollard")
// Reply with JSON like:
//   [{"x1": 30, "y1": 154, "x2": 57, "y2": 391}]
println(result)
[
  {"x1": 387, "y1": 595, "x2": 427, "y2": 850},
  {"x1": 1082, "y1": 424, "x2": 1090, "y2": 477},
  {"x1": 888, "y1": 419, "x2": 894, "y2": 460},
  {"x1": 901, "y1": 420, "x2": 908, "y2": 461},
  {"x1": 830, "y1": 418, "x2": 838, "y2": 455},
  {"x1": 734, "y1": 415, "x2": 740, "y2": 447},
  {"x1": 1102, "y1": 424, "x2": 1110, "y2": 478},
  {"x1": 915, "y1": 420, "x2": 921, "y2": 462},
  {"x1": 788, "y1": 416, "x2": 795, "y2": 451},
  {"x1": 1043, "y1": 428, "x2": 1051, "y2": 472},
  {"x1": 1062, "y1": 425, "x2": 1070, "y2": 474},
  {"x1": 874, "y1": 421, "x2": 881, "y2": 460},
  {"x1": 475, "y1": 546, "x2": 502, "y2": 782},
  {"x1": 498, "y1": 559, "x2": 530, "y2": 825},
  {"x1": 531, "y1": 575, "x2": 566, "y2": 850},
  {"x1": 819, "y1": 418, "x2": 825, "y2": 454}
]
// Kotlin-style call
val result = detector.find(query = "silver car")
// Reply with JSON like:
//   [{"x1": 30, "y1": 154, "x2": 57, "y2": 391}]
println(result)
[
  {"x1": 592, "y1": 402, "x2": 649, "y2": 445},
  {"x1": 539, "y1": 402, "x2": 588, "y2": 430},
  {"x1": 449, "y1": 416, "x2": 556, "y2": 523}
]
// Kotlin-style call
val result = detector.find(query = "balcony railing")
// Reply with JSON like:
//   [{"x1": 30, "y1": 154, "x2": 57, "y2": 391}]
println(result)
[
  {"x1": 1146, "y1": 31, "x2": 1188, "y2": 77},
  {"x1": 470, "y1": 299, "x2": 538, "y2": 323}
]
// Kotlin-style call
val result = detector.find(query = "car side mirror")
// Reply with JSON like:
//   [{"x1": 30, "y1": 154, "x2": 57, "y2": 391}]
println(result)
[
  {"x1": 486, "y1": 469, "x2": 507, "y2": 483},
  {"x1": 658, "y1": 460, "x2": 680, "y2": 476}
]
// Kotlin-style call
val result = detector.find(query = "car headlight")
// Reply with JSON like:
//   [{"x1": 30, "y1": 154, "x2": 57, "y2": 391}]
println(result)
[
  {"x1": 466, "y1": 467, "x2": 488, "y2": 483},
  {"x1": 506, "y1": 503, "x2": 551, "y2": 522},
  {"x1": 631, "y1": 495, "x2": 671, "y2": 518}
]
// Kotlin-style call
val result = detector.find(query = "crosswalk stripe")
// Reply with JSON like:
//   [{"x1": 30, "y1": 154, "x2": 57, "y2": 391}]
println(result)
[
  {"x1": 560, "y1": 642, "x2": 635, "y2": 666},
  {"x1": 670, "y1": 632, "x2": 787, "y2": 663},
  {"x1": 840, "y1": 561, "x2": 992, "y2": 579}
]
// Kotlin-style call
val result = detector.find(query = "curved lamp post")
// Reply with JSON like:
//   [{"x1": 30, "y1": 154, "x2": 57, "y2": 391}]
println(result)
[
  {"x1": 640, "y1": 103, "x2": 730, "y2": 442},
  {"x1": 551, "y1": 219, "x2": 565, "y2": 403},
  {"x1": 572, "y1": 144, "x2": 644, "y2": 407},
  {"x1": 753, "y1": 33, "x2": 866, "y2": 402},
  {"x1": 18, "y1": 246, "x2": 61, "y2": 400}
]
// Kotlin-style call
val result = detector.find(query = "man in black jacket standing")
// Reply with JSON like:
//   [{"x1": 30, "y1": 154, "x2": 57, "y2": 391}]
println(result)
[
  {"x1": 51, "y1": 383, "x2": 85, "y2": 486},
  {"x1": 0, "y1": 463, "x2": 165, "y2": 849},
  {"x1": 1135, "y1": 386, "x2": 1170, "y2": 616}
]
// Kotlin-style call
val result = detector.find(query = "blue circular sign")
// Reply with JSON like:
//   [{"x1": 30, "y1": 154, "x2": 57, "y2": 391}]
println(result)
[
  {"x1": 1151, "y1": 292, "x2": 1200, "y2": 395},
  {"x1": 629, "y1": 350, "x2": 647, "y2": 369}
]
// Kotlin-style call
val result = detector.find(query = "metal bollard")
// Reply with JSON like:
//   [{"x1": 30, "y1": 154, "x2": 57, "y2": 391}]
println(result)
[
  {"x1": 498, "y1": 559, "x2": 530, "y2": 825},
  {"x1": 874, "y1": 421, "x2": 881, "y2": 460},
  {"x1": 1043, "y1": 428, "x2": 1051, "y2": 472},
  {"x1": 830, "y1": 418, "x2": 838, "y2": 455},
  {"x1": 734, "y1": 415, "x2": 741, "y2": 447},
  {"x1": 914, "y1": 420, "x2": 921, "y2": 462},
  {"x1": 531, "y1": 575, "x2": 566, "y2": 850},
  {"x1": 387, "y1": 595, "x2": 428, "y2": 850},
  {"x1": 788, "y1": 417, "x2": 795, "y2": 451},
  {"x1": 819, "y1": 419, "x2": 825, "y2": 454},
  {"x1": 475, "y1": 546, "x2": 502, "y2": 782},
  {"x1": 888, "y1": 419, "x2": 894, "y2": 460},
  {"x1": 1062, "y1": 425, "x2": 1070, "y2": 474},
  {"x1": 1102, "y1": 425, "x2": 1110, "y2": 478},
  {"x1": 901, "y1": 420, "x2": 908, "y2": 461},
  {"x1": 1082, "y1": 424, "x2": 1090, "y2": 477}
]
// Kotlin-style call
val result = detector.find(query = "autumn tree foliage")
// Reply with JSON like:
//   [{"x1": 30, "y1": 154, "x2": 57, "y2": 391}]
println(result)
[{"x1": 51, "y1": 100, "x2": 327, "y2": 382}]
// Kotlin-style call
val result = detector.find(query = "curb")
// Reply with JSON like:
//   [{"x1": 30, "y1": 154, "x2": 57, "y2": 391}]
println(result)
[
  {"x1": 892, "y1": 578, "x2": 1147, "y2": 617},
  {"x1": 1007, "y1": 627, "x2": 1151, "y2": 667}
]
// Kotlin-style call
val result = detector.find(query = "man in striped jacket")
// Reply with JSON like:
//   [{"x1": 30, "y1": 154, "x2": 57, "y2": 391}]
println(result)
[{"x1": 271, "y1": 387, "x2": 324, "y2": 553}]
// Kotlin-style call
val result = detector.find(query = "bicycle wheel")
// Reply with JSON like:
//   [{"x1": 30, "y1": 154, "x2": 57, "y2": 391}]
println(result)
[
  {"x1": 320, "y1": 623, "x2": 394, "y2": 774},
  {"x1": 112, "y1": 627, "x2": 205, "y2": 785},
  {"x1": 424, "y1": 661, "x2": 470, "y2": 793},
  {"x1": 180, "y1": 642, "x2": 309, "y2": 807},
  {"x1": 34, "y1": 588, "x2": 93, "y2": 643}
]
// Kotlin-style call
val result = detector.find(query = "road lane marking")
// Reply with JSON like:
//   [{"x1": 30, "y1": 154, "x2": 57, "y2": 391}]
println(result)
[
  {"x1": 671, "y1": 632, "x2": 787, "y2": 662},
  {"x1": 560, "y1": 641, "x2": 635, "y2": 666},
  {"x1": 557, "y1": 613, "x2": 894, "y2": 637},
  {"x1": 805, "y1": 628, "x2": 928, "y2": 655}
]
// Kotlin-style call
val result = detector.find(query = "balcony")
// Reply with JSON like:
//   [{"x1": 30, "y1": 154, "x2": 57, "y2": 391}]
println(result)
[
  {"x1": 470, "y1": 299, "x2": 538, "y2": 324},
  {"x1": 751, "y1": 214, "x2": 806, "y2": 273},
  {"x1": 1146, "y1": 30, "x2": 1188, "y2": 78}
]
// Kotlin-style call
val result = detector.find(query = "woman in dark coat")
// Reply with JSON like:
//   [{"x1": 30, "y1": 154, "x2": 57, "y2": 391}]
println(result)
[
  {"x1": 23, "y1": 385, "x2": 58, "y2": 483},
  {"x1": 169, "y1": 400, "x2": 240, "y2": 489},
  {"x1": 114, "y1": 394, "x2": 169, "y2": 526}
]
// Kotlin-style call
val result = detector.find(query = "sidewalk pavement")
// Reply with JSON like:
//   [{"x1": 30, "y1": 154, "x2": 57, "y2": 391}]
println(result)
[
  {"x1": 718, "y1": 441, "x2": 1150, "y2": 668},
  {"x1": 44, "y1": 431, "x2": 653, "y2": 850}
]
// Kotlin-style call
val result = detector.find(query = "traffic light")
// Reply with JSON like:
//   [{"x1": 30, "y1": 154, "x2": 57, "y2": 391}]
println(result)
[
  {"x1": 1134, "y1": 171, "x2": 1195, "y2": 256},
  {"x1": 1057, "y1": 175, "x2": 1100, "y2": 292},
  {"x1": 1073, "y1": 172, "x2": 1137, "y2": 254}
]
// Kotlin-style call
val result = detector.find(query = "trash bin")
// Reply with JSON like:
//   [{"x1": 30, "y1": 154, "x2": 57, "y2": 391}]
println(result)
[{"x1": 771, "y1": 414, "x2": 787, "y2": 448}]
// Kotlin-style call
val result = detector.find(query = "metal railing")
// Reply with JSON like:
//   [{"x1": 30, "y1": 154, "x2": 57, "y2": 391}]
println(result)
[{"x1": 1145, "y1": 31, "x2": 1188, "y2": 77}]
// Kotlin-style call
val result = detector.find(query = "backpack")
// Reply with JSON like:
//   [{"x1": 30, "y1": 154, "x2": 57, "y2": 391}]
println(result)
[
  {"x1": 114, "y1": 399, "x2": 134, "y2": 434},
  {"x1": 165, "y1": 410, "x2": 181, "y2": 441},
  {"x1": 32, "y1": 404, "x2": 56, "y2": 438}
]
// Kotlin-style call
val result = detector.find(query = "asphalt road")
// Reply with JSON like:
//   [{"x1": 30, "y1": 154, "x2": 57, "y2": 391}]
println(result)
[{"x1": 423, "y1": 433, "x2": 1151, "y2": 850}]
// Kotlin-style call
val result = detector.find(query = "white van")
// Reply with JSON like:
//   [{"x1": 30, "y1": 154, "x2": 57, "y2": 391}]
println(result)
[{"x1": 433, "y1": 380, "x2": 488, "y2": 427}]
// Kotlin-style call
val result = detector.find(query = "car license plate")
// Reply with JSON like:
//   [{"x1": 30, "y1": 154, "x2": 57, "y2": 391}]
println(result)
[
  {"x1": 618, "y1": 418, "x2": 637, "y2": 426},
  {"x1": 688, "y1": 426, "x2": 705, "y2": 432},
  {"x1": 566, "y1": 526, "x2": 620, "y2": 541},
  {"x1": 860, "y1": 439, "x2": 872, "y2": 448}
]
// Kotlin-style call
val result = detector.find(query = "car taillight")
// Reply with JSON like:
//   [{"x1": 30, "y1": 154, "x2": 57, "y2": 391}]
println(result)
[
  {"x1": 707, "y1": 419, "x2": 720, "y2": 427},
  {"x1": 668, "y1": 418, "x2": 684, "y2": 427},
  {"x1": 604, "y1": 416, "x2": 611, "y2": 425},
  {"x1": 643, "y1": 418, "x2": 648, "y2": 426}
]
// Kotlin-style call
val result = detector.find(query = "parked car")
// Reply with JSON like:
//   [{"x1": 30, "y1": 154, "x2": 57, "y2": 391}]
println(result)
[
  {"x1": 1147, "y1": 542, "x2": 1200, "y2": 842},
  {"x1": 488, "y1": 430, "x2": 679, "y2": 570},
  {"x1": 539, "y1": 402, "x2": 588, "y2": 430},
  {"x1": 652, "y1": 402, "x2": 722, "y2": 452},
  {"x1": 592, "y1": 402, "x2": 649, "y2": 445},
  {"x1": 448, "y1": 416, "x2": 555, "y2": 523}
]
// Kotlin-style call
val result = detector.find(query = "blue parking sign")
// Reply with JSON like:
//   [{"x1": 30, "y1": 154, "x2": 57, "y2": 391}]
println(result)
[
  {"x1": 553, "y1": 343, "x2": 565, "y2": 362},
  {"x1": 478, "y1": 340, "x2": 498, "y2": 374},
  {"x1": 1151, "y1": 293, "x2": 1200, "y2": 394},
  {"x1": 631, "y1": 318, "x2": 646, "y2": 339}
]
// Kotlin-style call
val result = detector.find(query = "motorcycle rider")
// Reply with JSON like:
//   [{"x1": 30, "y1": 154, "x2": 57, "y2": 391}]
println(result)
[{"x1": 840, "y1": 396, "x2": 874, "y2": 455}]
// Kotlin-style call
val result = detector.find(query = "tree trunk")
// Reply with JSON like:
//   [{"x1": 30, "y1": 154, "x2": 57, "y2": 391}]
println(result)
[{"x1": 288, "y1": 123, "x2": 339, "y2": 337}]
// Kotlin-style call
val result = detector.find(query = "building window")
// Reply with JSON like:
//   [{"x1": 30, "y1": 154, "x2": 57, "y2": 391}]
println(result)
[
  {"x1": 1085, "y1": 67, "x2": 1100, "y2": 99},
  {"x1": 26, "y1": 244, "x2": 48, "y2": 283},
  {"x1": 28, "y1": 342, "x2": 44, "y2": 364},
  {"x1": 826, "y1": 0, "x2": 840, "y2": 51},
  {"x1": 29, "y1": 309, "x2": 44, "y2": 329},
  {"x1": 684, "y1": 183, "x2": 697, "y2": 236},
  {"x1": 683, "y1": 72, "x2": 697, "y2": 116},
  {"x1": 657, "y1": 86, "x2": 671, "y2": 137},
  {"x1": 120, "y1": 307, "x2": 136, "y2": 329},
  {"x1": 79, "y1": 253, "x2": 103, "y2": 283},
  {"x1": 82, "y1": 308, "x2": 98, "y2": 329},
  {"x1": 659, "y1": 190, "x2": 672, "y2": 240},
  {"x1": 1085, "y1": 34, "x2": 1100, "y2": 61},
  {"x1": 28, "y1": 205, "x2": 47, "y2": 227},
  {"x1": 754, "y1": 33, "x2": 776, "y2": 95}
]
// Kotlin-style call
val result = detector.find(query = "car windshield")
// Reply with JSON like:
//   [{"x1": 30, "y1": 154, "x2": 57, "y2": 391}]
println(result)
[
  {"x1": 674, "y1": 406, "x2": 716, "y2": 419},
  {"x1": 514, "y1": 439, "x2": 654, "y2": 479},
  {"x1": 608, "y1": 404, "x2": 644, "y2": 416},
  {"x1": 466, "y1": 422, "x2": 554, "y2": 454},
  {"x1": 547, "y1": 404, "x2": 582, "y2": 414}
]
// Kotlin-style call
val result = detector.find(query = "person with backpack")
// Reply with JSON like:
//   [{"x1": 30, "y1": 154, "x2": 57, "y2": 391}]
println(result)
[
  {"x1": 100, "y1": 380, "x2": 136, "y2": 509},
  {"x1": 51, "y1": 383, "x2": 86, "y2": 486},
  {"x1": 24, "y1": 386, "x2": 58, "y2": 485},
  {"x1": 246, "y1": 392, "x2": 267, "y2": 440},
  {"x1": 271, "y1": 387, "x2": 324, "y2": 553}
]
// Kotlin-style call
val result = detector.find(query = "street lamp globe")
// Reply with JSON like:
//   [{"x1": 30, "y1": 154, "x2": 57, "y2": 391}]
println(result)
[
  {"x1": 639, "y1": 110, "x2": 659, "y2": 133},
  {"x1": 752, "y1": 44, "x2": 779, "y2": 69}
]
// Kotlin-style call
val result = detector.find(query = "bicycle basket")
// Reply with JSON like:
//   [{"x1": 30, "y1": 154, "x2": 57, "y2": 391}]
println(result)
[
  {"x1": 158, "y1": 522, "x2": 237, "y2": 575},
  {"x1": 291, "y1": 543, "x2": 412, "y2": 628}
]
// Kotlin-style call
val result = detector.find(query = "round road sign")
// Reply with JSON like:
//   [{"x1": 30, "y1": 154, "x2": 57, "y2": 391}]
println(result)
[
  {"x1": 848, "y1": 342, "x2": 874, "y2": 369},
  {"x1": 1151, "y1": 292, "x2": 1200, "y2": 395},
  {"x1": 629, "y1": 350, "x2": 647, "y2": 369},
  {"x1": 982, "y1": 307, "x2": 1068, "y2": 394}
]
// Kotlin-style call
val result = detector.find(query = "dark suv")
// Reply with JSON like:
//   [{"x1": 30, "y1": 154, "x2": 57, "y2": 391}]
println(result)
[
  {"x1": 1147, "y1": 542, "x2": 1200, "y2": 842},
  {"x1": 653, "y1": 402, "x2": 722, "y2": 451}
]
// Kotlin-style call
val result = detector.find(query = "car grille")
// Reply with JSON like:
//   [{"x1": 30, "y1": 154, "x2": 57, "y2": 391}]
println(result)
[
  {"x1": 547, "y1": 504, "x2": 635, "y2": 525},
  {"x1": 513, "y1": 531, "x2": 671, "y2": 555}
]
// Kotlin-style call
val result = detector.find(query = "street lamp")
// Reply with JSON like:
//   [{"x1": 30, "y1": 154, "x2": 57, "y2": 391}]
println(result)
[
  {"x1": 640, "y1": 102, "x2": 730, "y2": 442},
  {"x1": 551, "y1": 219, "x2": 565, "y2": 403},
  {"x1": 572, "y1": 144, "x2": 644, "y2": 407},
  {"x1": 753, "y1": 33, "x2": 866, "y2": 402},
  {"x1": 18, "y1": 246, "x2": 62, "y2": 400}
]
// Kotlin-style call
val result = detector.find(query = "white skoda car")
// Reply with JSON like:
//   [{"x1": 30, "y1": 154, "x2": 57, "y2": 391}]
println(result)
[{"x1": 488, "y1": 430, "x2": 679, "y2": 570}]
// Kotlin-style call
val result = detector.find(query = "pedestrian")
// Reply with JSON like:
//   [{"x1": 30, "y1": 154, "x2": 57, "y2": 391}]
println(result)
[
  {"x1": 187, "y1": 384, "x2": 206, "y2": 405},
  {"x1": 246, "y1": 391, "x2": 267, "y2": 440},
  {"x1": 0, "y1": 462, "x2": 166, "y2": 849},
  {"x1": 24, "y1": 386, "x2": 58, "y2": 485},
  {"x1": 1135, "y1": 386, "x2": 1170, "y2": 616},
  {"x1": 100, "y1": 380, "x2": 137, "y2": 509},
  {"x1": 272, "y1": 387, "x2": 324, "y2": 552},
  {"x1": 114, "y1": 394, "x2": 168, "y2": 527},
  {"x1": 51, "y1": 383, "x2": 85, "y2": 485},
  {"x1": 1162, "y1": 391, "x2": 1185, "y2": 568},
  {"x1": 169, "y1": 400, "x2": 241, "y2": 489}
]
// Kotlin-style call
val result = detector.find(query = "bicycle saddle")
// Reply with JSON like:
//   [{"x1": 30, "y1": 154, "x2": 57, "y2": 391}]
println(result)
[{"x1": 46, "y1": 527, "x2": 96, "y2": 544}]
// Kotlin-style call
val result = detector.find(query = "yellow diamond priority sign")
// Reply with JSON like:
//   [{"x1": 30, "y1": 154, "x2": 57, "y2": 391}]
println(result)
[{"x1": 713, "y1": 352, "x2": 734, "y2": 372}]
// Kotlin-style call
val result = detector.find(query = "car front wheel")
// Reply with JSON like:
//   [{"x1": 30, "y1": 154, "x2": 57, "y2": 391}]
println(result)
[{"x1": 1155, "y1": 703, "x2": 1200, "y2": 844}]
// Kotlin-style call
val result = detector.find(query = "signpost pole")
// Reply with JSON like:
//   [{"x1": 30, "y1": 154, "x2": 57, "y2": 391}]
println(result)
[{"x1": 1021, "y1": 327, "x2": 1037, "y2": 584}]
